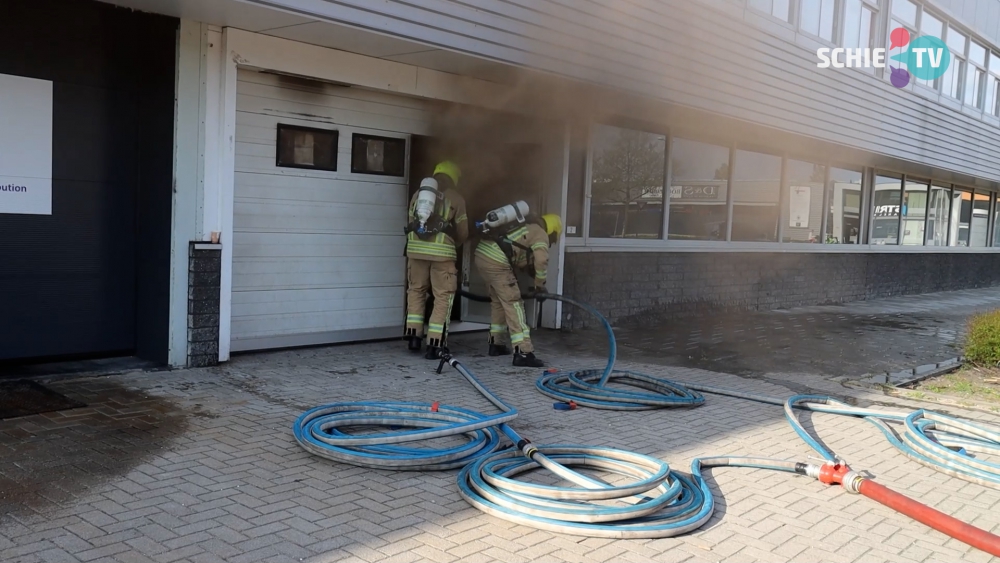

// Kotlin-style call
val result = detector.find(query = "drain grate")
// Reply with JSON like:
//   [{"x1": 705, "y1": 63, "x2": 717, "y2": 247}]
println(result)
[{"x1": 0, "y1": 380, "x2": 86, "y2": 420}]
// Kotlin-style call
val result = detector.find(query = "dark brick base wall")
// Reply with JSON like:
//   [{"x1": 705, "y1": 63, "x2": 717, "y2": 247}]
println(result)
[
  {"x1": 561, "y1": 251, "x2": 1000, "y2": 328},
  {"x1": 188, "y1": 243, "x2": 221, "y2": 367}
]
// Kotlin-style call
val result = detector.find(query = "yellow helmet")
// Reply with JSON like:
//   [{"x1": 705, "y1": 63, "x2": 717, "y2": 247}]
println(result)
[
  {"x1": 432, "y1": 161, "x2": 462, "y2": 186},
  {"x1": 542, "y1": 213, "x2": 563, "y2": 242}
]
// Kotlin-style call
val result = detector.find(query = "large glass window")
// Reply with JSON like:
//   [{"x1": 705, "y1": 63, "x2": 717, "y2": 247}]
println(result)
[
  {"x1": 916, "y1": 11, "x2": 944, "y2": 88},
  {"x1": 871, "y1": 174, "x2": 902, "y2": 245},
  {"x1": 800, "y1": 0, "x2": 835, "y2": 42},
  {"x1": 971, "y1": 192, "x2": 990, "y2": 247},
  {"x1": 783, "y1": 159, "x2": 826, "y2": 243},
  {"x1": 588, "y1": 124, "x2": 666, "y2": 239},
  {"x1": 949, "y1": 189, "x2": 972, "y2": 246},
  {"x1": 891, "y1": 0, "x2": 917, "y2": 27},
  {"x1": 943, "y1": 28, "x2": 968, "y2": 100},
  {"x1": 926, "y1": 184, "x2": 952, "y2": 246},
  {"x1": 844, "y1": 0, "x2": 877, "y2": 72},
  {"x1": 668, "y1": 139, "x2": 730, "y2": 241},
  {"x1": 826, "y1": 167, "x2": 863, "y2": 244},
  {"x1": 989, "y1": 53, "x2": 1000, "y2": 117},
  {"x1": 901, "y1": 178, "x2": 928, "y2": 245},
  {"x1": 731, "y1": 150, "x2": 781, "y2": 242},
  {"x1": 994, "y1": 194, "x2": 1000, "y2": 246},
  {"x1": 966, "y1": 42, "x2": 987, "y2": 108},
  {"x1": 750, "y1": 0, "x2": 791, "y2": 22}
]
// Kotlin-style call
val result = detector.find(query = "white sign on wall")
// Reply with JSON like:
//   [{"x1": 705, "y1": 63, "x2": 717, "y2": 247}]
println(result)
[
  {"x1": 0, "y1": 73, "x2": 53, "y2": 215},
  {"x1": 789, "y1": 186, "x2": 811, "y2": 228}
]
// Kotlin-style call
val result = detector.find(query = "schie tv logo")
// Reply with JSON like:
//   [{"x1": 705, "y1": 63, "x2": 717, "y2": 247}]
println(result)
[{"x1": 817, "y1": 28, "x2": 951, "y2": 88}]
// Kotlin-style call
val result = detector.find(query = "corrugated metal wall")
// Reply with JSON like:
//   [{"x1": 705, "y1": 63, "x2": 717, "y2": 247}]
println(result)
[{"x1": 250, "y1": 0, "x2": 1000, "y2": 182}]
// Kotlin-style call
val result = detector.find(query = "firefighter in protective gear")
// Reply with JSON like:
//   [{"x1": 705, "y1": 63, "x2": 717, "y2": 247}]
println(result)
[
  {"x1": 404, "y1": 161, "x2": 468, "y2": 359},
  {"x1": 474, "y1": 212, "x2": 562, "y2": 367}
]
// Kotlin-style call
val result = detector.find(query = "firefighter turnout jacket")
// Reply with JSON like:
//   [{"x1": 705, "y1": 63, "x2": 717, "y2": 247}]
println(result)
[{"x1": 475, "y1": 223, "x2": 550, "y2": 288}]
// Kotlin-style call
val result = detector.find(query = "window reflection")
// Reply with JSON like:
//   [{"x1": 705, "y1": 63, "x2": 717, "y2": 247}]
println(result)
[
  {"x1": 826, "y1": 168, "x2": 862, "y2": 244},
  {"x1": 870, "y1": 174, "x2": 902, "y2": 245},
  {"x1": 949, "y1": 190, "x2": 972, "y2": 246},
  {"x1": 732, "y1": 150, "x2": 781, "y2": 242},
  {"x1": 668, "y1": 139, "x2": 730, "y2": 241},
  {"x1": 589, "y1": 124, "x2": 665, "y2": 239},
  {"x1": 784, "y1": 159, "x2": 825, "y2": 243},
  {"x1": 901, "y1": 179, "x2": 928, "y2": 245},
  {"x1": 994, "y1": 195, "x2": 1000, "y2": 247},
  {"x1": 971, "y1": 192, "x2": 990, "y2": 247},
  {"x1": 926, "y1": 185, "x2": 951, "y2": 246}
]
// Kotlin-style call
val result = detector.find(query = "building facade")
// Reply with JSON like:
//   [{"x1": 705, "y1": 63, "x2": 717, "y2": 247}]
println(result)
[{"x1": 2, "y1": 0, "x2": 1000, "y2": 366}]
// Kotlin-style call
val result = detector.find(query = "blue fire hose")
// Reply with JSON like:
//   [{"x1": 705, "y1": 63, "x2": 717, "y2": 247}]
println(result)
[{"x1": 294, "y1": 292, "x2": 1000, "y2": 539}]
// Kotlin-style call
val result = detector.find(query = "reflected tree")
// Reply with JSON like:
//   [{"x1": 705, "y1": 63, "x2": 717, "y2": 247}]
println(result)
[{"x1": 592, "y1": 128, "x2": 665, "y2": 236}]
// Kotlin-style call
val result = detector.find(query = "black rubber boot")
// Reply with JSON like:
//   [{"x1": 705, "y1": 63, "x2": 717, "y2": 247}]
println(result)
[
  {"x1": 407, "y1": 336, "x2": 422, "y2": 352},
  {"x1": 424, "y1": 346, "x2": 440, "y2": 360},
  {"x1": 512, "y1": 349, "x2": 544, "y2": 368},
  {"x1": 488, "y1": 344, "x2": 510, "y2": 357}
]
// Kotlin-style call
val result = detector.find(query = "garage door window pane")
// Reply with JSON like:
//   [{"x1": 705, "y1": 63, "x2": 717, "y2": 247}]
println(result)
[
  {"x1": 926, "y1": 184, "x2": 951, "y2": 246},
  {"x1": 826, "y1": 167, "x2": 863, "y2": 244},
  {"x1": 970, "y1": 192, "x2": 990, "y2": 247},
  {"x1": 277, "y1": 125, "x2": 338, "y2": 171},
  {"x1": 351, "y1": 134, "x2": 406, "y2": 176},
  {"x1": 668, "y1": 138, "x2": 729, "y2": 241},
  {"x1": 732, "y1": 150, "x2": 780, "y2": 242},
  {"x1": 783, "y1": 159, "x2": 825, "y2": 243},
  {"x1": 871, "y1": 173, "x2": 902, "y2": 245},
  {"x1": 589, "y1": 124, "x2": 666, "y2": 239}
]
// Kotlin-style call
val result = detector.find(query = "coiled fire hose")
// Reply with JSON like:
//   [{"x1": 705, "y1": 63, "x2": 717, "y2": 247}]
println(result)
[{"x1": 295, "y1": 291, "x2": 1000, "y2": 554}]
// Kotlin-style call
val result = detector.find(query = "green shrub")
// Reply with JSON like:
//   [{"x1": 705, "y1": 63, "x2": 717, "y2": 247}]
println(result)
[{"x1": 965, "y1": 309, "x2": 1000, "y2": 366}]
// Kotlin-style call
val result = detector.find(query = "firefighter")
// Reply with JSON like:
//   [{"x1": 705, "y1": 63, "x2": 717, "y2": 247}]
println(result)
[
  {"x1": 474, "y1": 210, "x2": 562, "y2": 367},
  {"x1": 403, "y1": 161, "x2": 468, "y2": 359}
]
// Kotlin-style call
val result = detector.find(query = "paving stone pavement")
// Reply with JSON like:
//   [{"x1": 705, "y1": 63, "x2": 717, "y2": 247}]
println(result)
[{"x1": 3, "y1": 293, "x2": 1000, "y2": 562}]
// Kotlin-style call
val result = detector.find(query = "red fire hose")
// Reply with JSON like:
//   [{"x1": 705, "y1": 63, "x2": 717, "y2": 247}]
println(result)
[{"x1": 817, "y1": 462, "x2": 1000, "y2": 557}]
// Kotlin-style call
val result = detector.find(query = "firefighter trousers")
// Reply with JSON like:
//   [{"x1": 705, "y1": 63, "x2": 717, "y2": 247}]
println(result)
[
  {"x1": 474, "y1": 254, "x2": 533, "y2": 354},
  {"x1": 405, "y1": 258, "x2": 457, "y2": 348}
]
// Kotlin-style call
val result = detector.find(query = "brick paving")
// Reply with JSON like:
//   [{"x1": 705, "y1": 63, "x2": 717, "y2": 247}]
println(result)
[{"x1": 3, "y1": 292, "x2": 1000, "y2": 562}]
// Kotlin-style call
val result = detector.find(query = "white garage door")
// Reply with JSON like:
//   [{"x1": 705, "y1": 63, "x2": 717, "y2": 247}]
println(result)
[{"x1": 231, "y1": 70, "x2": 431, "y2": 352}]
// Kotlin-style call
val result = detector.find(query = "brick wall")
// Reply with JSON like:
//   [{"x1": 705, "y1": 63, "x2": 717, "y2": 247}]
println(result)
[
  {"x1": 188, "y1": 243, "x2": 221, "y2": 367},
  {"x1": 561, "y1": 251, "x2": 1000, "y2": 328}
]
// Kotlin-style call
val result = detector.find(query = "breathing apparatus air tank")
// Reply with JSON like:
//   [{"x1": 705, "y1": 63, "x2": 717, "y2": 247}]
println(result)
[
  {"x1": 478, "y1": 201, "x2": 529, "y2": 233},
  {"x1": 413, "y1": 178, "x2": 441, "y2": 234}
]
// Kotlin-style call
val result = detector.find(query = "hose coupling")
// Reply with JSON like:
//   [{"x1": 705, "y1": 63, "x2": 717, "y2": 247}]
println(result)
[
  {"x1": 817, "y1": 461, "x2": 852, "y2": 486},
  {"x1": 840, "y1": 471, "x2": 865, "y2": 494},
  {"x1": 516, "y1": 439, "x2": 538, "y2": 459}
]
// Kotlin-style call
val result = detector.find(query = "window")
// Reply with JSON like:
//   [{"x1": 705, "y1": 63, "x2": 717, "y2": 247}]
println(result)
[
  {"x1": 994, "y1": 194, "x2": 1000, "y2": 246},
  {"x1": 800, "y1": 0, "x2": 835, "y2": 41},
  {"x1": 971, "y1": 192, "x2": 990, "y2": 247},
  {"x1": 750, "y1": 0, "x2": 791, "y2": 22},
  {"x1": 783, "y1": 159, "x2": 825, "y2": 243},
  {"x1": 589, "y1": 124, "x2": 666, "y2": 239},
  {"x1": 731, "y1": 150, "x2": 781, "y2": 242},
  {"x1": 844, "y1": 0, "x2": 876, "y2": 49},
  {"x1": 949, "y1": 189, "x2": 972, "y2": 246},
  {"x1": 965, "y1": 42, "x2": 987, "y2": 108},
  {"x1": 915, "y1": 11, "x2": 944, "y2": 88},
  {"x1": 351, "y1": 134, "x2": 406, "y2": 176},
  {"x1": 826, "y1": 167, "x2": 863, "y2": 244},
  {"x1": 987, "y1": 52, "x2": 1000, "y2": 117},
  {"x1": 871, "y1": 173, "x2": 902, "y2": 245},
  {"x1": 926, "y1": 184, "x2": 951, "y2": 246},
  {"x1": 668, "y1": 139, "x2": 730, "y2": 241},
  {"x1": 891, "y1": 0, "x2": 917, "y2": 27},
  {"x1": 276, "y1": 124, "x2": 338, "y2": 171},
  {"x1": 900, "y1": 178, "x2": 928, "y2": 245},
  {"x1": 943, "y1": 28, "x2": 968, "y2": 99}
]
